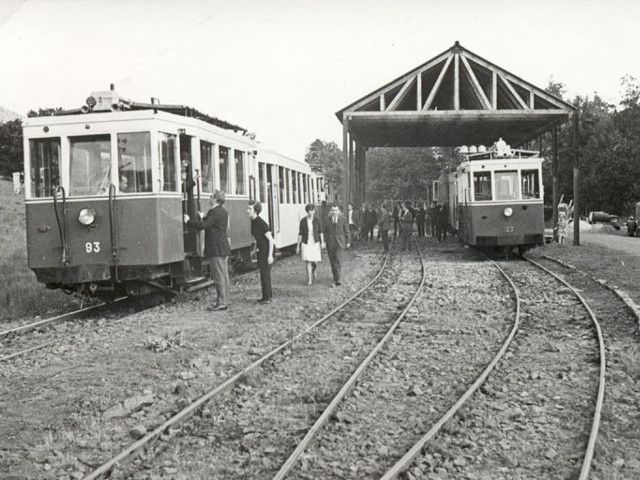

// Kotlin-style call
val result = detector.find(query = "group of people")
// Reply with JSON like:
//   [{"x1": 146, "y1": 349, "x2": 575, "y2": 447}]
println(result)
[
  {"x1": 184, "y1": 192, "x2": 451, "y2": 312},
  {"x1": 184, "y1": 191, "x2": 275, "y2": 312}
]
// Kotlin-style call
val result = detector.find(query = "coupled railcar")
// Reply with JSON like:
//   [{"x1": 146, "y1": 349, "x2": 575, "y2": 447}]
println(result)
[
  {"x1": 23, "y1": 89, "x2": 315, "y2": 297},
  {"x1": 439, "y1": 140, "x2": 545, "y2": 255}
]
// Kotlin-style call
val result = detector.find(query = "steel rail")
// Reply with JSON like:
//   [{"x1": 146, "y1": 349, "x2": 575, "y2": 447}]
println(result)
[
  {"x1": 0, "y1": 298, "x2": 126, "y2": 340},
  {"x1": 82, "y1": 241, "x2": 396, "y2": 480},
  {"x1": 273, "y1": 237, "x2": 427, "y2": 480},
  {"x1": 524, "y1": 257, "x2": 606, "y2": 480},
  {"x1": 0, "y1": 342, "x2": 56, "y2": 362},
  {"x1": 380, "y1": 256, "x2": 522, "y2": 480}
]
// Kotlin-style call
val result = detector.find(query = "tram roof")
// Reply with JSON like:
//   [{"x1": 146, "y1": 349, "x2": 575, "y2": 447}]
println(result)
[
  {"x1": 30, "y1": 100, "x2": 248, "y2": 134},
  {"x1": 336, "y1": 42, "x2": 575, "y2": 147}
]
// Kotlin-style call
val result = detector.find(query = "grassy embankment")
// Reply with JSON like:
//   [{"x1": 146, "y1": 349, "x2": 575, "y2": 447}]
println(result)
[{"x1": 0, "y1": 179, "x2": 80, "y2": 323}]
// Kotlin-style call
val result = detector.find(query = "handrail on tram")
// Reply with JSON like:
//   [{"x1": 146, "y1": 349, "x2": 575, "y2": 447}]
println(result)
[{"x1": 52, "y1": 185, "x2": 69, "y2": 265}]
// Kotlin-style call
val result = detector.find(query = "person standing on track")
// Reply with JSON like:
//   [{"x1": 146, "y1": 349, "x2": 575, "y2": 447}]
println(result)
[
  {"x1": 248, "y1": 201, "x2": 275, "y2": 304},
  {"x1": 184, "y1": 190, "x2": 231, "y2": 311},
  {"x1": 400, "y1": 201, "x2": 414, "y2": 251},
  {"x1": 378, "y1": 203, "x2": 391, "y2": 253},
  {"x1": 347, "y1": 203, "x2": 361, "y2": 246},
  {"x1": 324, "y1": 203, "x2": 350, "y2": 287},
  {"x1": 296, "y1": 204, "x2": 325, "y2": 285}
]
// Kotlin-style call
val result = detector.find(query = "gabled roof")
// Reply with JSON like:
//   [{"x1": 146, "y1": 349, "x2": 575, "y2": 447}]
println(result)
[{"x1": 336, "y1": 42, "x2": 574, "y2": 147}]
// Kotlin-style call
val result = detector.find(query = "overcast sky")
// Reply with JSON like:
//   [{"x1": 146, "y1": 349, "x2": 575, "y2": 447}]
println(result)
[{"x1": 0, "y1": 0, "x2": 638, "y2": 158}]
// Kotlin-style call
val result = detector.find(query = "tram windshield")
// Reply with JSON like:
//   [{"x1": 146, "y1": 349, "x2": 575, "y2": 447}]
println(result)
[
  {"x1": 521, "y1": 169, "x2": 540, "y2": 199},
  {"x1": 69, "y1": 135, "x2": 111, "y2": 196},
  {"x1": 29, "y1": 138, "x2": 61, "y2": 198},
  {"x1": 495, "y1": 170, "x2": 519, "y2": 201},
  {"x1": 117, "y1": 132, "x2": 152, "y2": 193},
  {"x1": 473, "y1": 172, "x2": 492, "y2": 201}
]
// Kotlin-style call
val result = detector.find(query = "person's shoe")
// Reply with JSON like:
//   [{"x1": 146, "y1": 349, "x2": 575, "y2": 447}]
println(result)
[
  {"x1": 208, "y1": 304, "x2": 227, "y2": 311},
  {"x1": 335, "y1": 282, "x2": 342, "y2": 287},
  {"x1": 257, "y1": 298, "x2": 272, "y2": 304}
]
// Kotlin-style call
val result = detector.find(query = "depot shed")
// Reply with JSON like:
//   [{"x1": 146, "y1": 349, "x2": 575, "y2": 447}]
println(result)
[{"x1": 336, "y1": 42, "x2": 580, "y2": 243}]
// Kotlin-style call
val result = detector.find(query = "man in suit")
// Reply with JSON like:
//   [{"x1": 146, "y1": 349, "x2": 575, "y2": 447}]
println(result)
[
  {"x1": 184, "y1": 190, "x2": 231, "y2": 311},
  {"x1": 400, "y1": 201, "x2": 415, "y2": 252},
  {"x1": 324, "y1": 203, "x2": 351, "y2": 287},
  {"x1": 377, "y1": 203, "x2": 391, "y2": 253}
]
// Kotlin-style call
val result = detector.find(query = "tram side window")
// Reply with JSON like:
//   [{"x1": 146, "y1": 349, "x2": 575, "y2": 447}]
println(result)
[
  {"x1": 200, "y1": 141, "x2": 215, "y2": 193},
  {"x1": 291, "y1": 170, "x2": 298, "y2": 204},
  {"x1": 29, "y1": 138, "x2": 60, "y2": 198},
  {"x1": 495, "y1": 170, "x2": 519, "y2": 201},
  {"x1": 521, "y1": 169, "x2": 540, "y2": 199},
  {"x1": 117, "y1": 132, "x2": 152, "y2": 193},
  {"x1": 235, "y1": 150, "x2": 245, "y2": 195},
  {"x1": 158, "y1": 132, "x2": 178, "y2": 192},
  {"x1": 285, "y1": 169, "x2": 291, "y2": 203},
  {"x1": 219, "y1": 146, "x2": 230, "y2": 193},
  {"x1": 258, "y1": 162, "x2": 266, "y2": 202},
  {"x1": 278, "y1": 166, "x2": 285, "y2": 203},
  {"x1": 69, "y1": 134, "x2": 111, "y2": 196},
  {"x1": 473, "y1": 172, "x2": 492, "y2": 201}
]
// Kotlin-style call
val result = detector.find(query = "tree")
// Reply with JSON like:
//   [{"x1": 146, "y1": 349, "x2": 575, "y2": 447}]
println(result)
[
  {"x1": 305, "y1": 139, "x2": 343, "y2": 192},
  {"x1": 0, "y1": 119, "x2": 23, "y2": 177},
  {"x1": 365, "y1": 147, "x2": 449, "y2": 204}
]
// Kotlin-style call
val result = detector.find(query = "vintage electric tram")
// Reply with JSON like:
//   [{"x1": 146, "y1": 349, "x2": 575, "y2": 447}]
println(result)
[
  {"x1": 23, "y1": 88, "x2": 315, "y2": 297},
  {"x1": 439, "y1": 139, "x2": 544, "y2": 255}
]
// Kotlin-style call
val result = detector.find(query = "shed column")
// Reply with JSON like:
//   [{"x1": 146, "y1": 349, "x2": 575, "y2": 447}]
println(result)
[
  {"x1": 551, "y1": 127, "x2": 559, "y2": 241},
  {"x1": 573, "y1": 110, "x2": 580, "y2": 246},
  {"x1": 349, "y1": 136, "x2": 355, "y2": 207},
  {"x1": 342, "y1": 114, "x2": 350, "y2": 213}
]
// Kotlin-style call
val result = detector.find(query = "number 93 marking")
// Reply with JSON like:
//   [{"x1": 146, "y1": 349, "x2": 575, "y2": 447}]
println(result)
[{"x1": 85, "y1": 241, "x2": 101, "y2": 253}]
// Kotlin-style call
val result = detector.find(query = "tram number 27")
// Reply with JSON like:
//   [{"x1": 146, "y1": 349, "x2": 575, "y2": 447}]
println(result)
[
  {"x1": 504, "y1": 226, "x2": 515, "y2": 233},
  {"x1": 85, "y1": 241, "x2": 101, "y2": 253}
]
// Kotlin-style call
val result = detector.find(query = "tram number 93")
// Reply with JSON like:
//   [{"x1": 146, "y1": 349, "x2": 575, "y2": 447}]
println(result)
[{"x1": 85, "y1": 241, "x2": 101, "y2": 253}]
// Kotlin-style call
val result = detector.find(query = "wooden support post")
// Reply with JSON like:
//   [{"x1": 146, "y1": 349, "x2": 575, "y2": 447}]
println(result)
[
  {"x1": 343, "y1": 115, "x2": 350, "y2": 213},
  {"x1": 361, "y1": 147, "x2": 367, "y2": 205},
  {"x1": 454, "y1": 54, "x2": 460, "y2": 110},
  {"x1": 552, "y1": 127, "x2": 558, "y2": 241},
  {"x1": 573, "y1": 110, "x2": 580, "y2": 246},
  {"x1": 349, "y1": 136, "x2": 355, "y2": 206},
  {"x1": 491, "y1": 71, "x2": 497, "y2": 109}
]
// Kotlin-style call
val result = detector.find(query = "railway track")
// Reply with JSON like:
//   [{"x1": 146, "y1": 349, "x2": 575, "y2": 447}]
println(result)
[
  {"x1": 80, "y1": 242, "x2": 399, "y2": 479},
  {"x1": 0, "y1": 299, "x2": 127, "y2": 362},
  {"x1": 377, "y1": 255, "x2": 605, "y2": 480}
]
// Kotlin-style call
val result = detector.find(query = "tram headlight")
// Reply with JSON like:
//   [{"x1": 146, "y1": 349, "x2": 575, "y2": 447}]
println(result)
[
  {"x1": 503, "y1": 207, "x2": 513, "y2": 217},
  {"x1": 78, "y1": 208, "x2": 96, "y2": 226}
]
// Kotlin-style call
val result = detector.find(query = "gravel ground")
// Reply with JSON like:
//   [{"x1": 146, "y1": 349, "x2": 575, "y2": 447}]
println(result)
[
  {"x1": 534, "y1": 257, "x2": 640, "y2": 480},
  {"x1": 0, "y1": 245, "x2": 383, "y2": 479},
  {"x1": 115, "y1": 241, "x2": 425, "y2": 479},
  {"x1": 402, "y1": 259, "x2": 601, "y2": 480},
  {"x1": 285, "y1": 241, "x2": 514, "y2": 479}
]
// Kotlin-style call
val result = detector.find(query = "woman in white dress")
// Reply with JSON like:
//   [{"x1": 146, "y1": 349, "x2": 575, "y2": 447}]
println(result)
[{"x1": 296, "y1": 204, "x2": 325, "y2": 285}]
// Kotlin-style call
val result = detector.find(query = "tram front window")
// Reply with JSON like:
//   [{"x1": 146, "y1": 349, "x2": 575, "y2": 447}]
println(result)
[
  {"x1": 521, "y1": 169, "x2": 540, "y2": 199},
  {"x1": 69, "y1": 135, "x2": 111, "y2": 196},
  {"x1": 473, "y1": 172, "x2": 492, "y2": 201},
  {"x1": 29, "y1": 138, "x2": 61, "y2": 198},
  {"x1": 495, "y1": 170, "x2": 519, "y2": 201},
  {"x1": 117, "y1": 132, "x2": 152, "y2": 193}
]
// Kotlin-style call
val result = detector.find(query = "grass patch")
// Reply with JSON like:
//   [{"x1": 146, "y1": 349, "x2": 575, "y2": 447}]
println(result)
[{"x1": 0, "y1": 180, "x2": 80, "y2": 323}]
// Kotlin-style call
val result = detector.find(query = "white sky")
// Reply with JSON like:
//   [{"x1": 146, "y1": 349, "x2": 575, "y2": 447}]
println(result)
[{"x1": 0, "y1": 0, "x2": 638, "y2": 159}]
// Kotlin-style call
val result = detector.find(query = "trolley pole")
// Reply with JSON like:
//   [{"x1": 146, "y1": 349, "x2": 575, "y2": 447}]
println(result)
[{"x1": 573, "y1": 109, "x2": 580, "y2": 246}]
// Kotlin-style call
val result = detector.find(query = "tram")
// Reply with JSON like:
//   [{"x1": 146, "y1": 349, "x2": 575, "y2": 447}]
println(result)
[
  {"x1": 439, "y1": 139, "x2": 545, "y2": 254},
  {"x1": 23, "y1": 88, "x2": 315, "y2": 297}
]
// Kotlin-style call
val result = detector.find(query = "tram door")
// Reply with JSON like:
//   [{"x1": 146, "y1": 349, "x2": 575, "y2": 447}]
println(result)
[
  {"x1": 267, "y1": 165, "x2": 279, "y2": 233},
  {"x1": 180, "y1": 134, "x2": 198, "y2": 255}
]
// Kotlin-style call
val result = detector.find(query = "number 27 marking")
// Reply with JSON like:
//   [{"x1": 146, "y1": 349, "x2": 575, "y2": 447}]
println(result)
[{"x1": 85, "y1": 242, "x2": 101, "y2": 253}]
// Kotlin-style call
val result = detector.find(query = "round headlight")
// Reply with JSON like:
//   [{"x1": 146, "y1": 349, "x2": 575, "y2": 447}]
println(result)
[
  {"x1": 504, "y1": 207, "x2": 513, "y2": 217},
  {"x1": 78, "y1": 208, "x2": 96, "y2": 225}
]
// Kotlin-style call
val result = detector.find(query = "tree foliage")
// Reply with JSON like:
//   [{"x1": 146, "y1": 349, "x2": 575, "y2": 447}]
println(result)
[
  {"x1": 0, "y1": 119, "x2": 23, "y2": 177},
  {"x1": 305, "y1": 139, "x2": 343, "y2": 192},
  {"x1": 365, "y1": 147, "x2": 450, "y2": 204}
]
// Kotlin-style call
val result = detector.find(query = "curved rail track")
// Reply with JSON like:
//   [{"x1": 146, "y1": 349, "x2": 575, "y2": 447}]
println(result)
[
  {"x1": 379, "y1": 255, "x2": 605, "y2": 480},
  {"x1": 82, "y1": 241, "x2": 399, "y2": 479}
]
